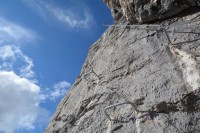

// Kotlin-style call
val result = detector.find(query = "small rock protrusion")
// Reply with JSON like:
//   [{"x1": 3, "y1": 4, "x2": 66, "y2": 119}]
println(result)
[
  {"x1": 67, "y1": 114, "x2": 76, "y2": 124},
  {"x1": 59, "y1": 127, "x2": 68, "y2": 133},
  {"x1": 62, "y1": 114, "x2": 76, "y2": 125}
]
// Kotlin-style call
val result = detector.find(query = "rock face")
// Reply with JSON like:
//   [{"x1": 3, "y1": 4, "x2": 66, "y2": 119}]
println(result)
[
  {"x1": 104, "y1": 0, "x2": 200, "y2": 23},
  {"x1": 45, "y1": 1, "x2": 200, "y2": 133}
]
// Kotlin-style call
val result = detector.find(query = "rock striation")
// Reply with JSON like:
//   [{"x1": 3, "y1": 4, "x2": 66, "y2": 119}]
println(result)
[{"x1": 45, "y1": 1, "x2": 200, "y2": 133}]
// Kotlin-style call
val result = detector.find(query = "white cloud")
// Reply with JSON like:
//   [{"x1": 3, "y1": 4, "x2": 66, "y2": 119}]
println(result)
[
  {"x1": 0, "y1": 71, "x2": 50, "y2": 133},
  {"x1": 0, "y1": 6, "x2": 73, "y2": 132},
  {"x1": 23, "y1": 0, "x2": 94, "y2": 29},
  {"x1": 46, "y1": 6, "x2": 93, "y2": 29},
  {"x1": 0, "y1": 18, "x2": 37, "y2": 45},
  {"x1": 0, "y1": 45, "x2": 34, "y2": 78},
  {"x1": 41, "y1": 81, "x2": 71, "y2": 101},
  {"x1": 50, "y1": 81, "x2": 71, "y2": 99},
  {"x1": 0, "y1": 45, "x2": 71, "y2": 132}
]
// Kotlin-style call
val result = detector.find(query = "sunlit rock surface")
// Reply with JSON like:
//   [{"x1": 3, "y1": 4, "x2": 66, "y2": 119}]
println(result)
[{"x1": 45, "y1": 1, "x2": 200, "y2": 133}]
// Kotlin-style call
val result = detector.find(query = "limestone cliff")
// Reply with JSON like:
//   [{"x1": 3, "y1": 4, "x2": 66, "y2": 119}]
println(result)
[{"x1": 45, "y1": 1, "x2": 200, "y2": 133}]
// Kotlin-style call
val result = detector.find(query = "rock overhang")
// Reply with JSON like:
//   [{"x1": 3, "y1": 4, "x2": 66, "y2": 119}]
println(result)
[{"x1": 104, "y1": 0, "x2": 200, "y2": 23}]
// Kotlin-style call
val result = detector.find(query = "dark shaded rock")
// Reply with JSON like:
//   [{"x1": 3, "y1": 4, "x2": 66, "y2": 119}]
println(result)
[{"x1": 104, "y1": 0, "x2": 200, "y2": 23}]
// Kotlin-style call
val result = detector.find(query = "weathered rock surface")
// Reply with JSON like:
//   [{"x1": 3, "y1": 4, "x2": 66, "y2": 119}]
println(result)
[
  {"x1": 45, "y1": 2, "x2": 200, "y2": 133},
  {"x1": 104, "y1": 0, "x2": 200, "y2": 23}
]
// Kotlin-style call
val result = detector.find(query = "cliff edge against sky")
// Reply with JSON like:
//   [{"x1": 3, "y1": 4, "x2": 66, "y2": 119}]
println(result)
[{"x1": 45, "y1": 0, "x2": 200, "y2": 133}]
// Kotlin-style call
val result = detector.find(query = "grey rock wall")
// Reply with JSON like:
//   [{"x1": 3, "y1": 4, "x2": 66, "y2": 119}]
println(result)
[
  {"x1": 104, "y1": 0, "x2": 200, "y2": 23},
  {"x1": 45, "y1": 3, "x2": 200, "y2": 133}
]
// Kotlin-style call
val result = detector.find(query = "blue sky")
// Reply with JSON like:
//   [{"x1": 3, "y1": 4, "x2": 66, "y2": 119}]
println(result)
[{"x1": 0, "y1": 0, "x2": 113, "y2": 133}]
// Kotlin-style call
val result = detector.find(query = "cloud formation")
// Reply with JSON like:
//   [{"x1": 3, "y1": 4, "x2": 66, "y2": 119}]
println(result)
[
  {"x1": 23, "y1": 0, "x2": 94, "y2": 29},
  {"x1": 0, "y1": 45, "x2": 34, "y2": 78},
  {"x1": 0, "y1": 5, "x2": 72, "y2": 133},
  {"x1": 0, "y1": 71, "x2": 49, "y2": 133},
  {"x1": 0, "y1": 45, "x2": 71, "y2": 133},
  {"x1": 0, "y1": 45, "x2": 49, "y2": 133},
  {"x1": 0, "y1": 18, "x2": 36, "y2": 45},
  {"x1": 41, "y1": 81, "x2": 71, "y2": 101},
  {"x1": 46, "y1": 6, "x2": 93, "y2": 29},
  {"x1": 50, "y1": 81, "x2": 71, "y2": 100}
]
